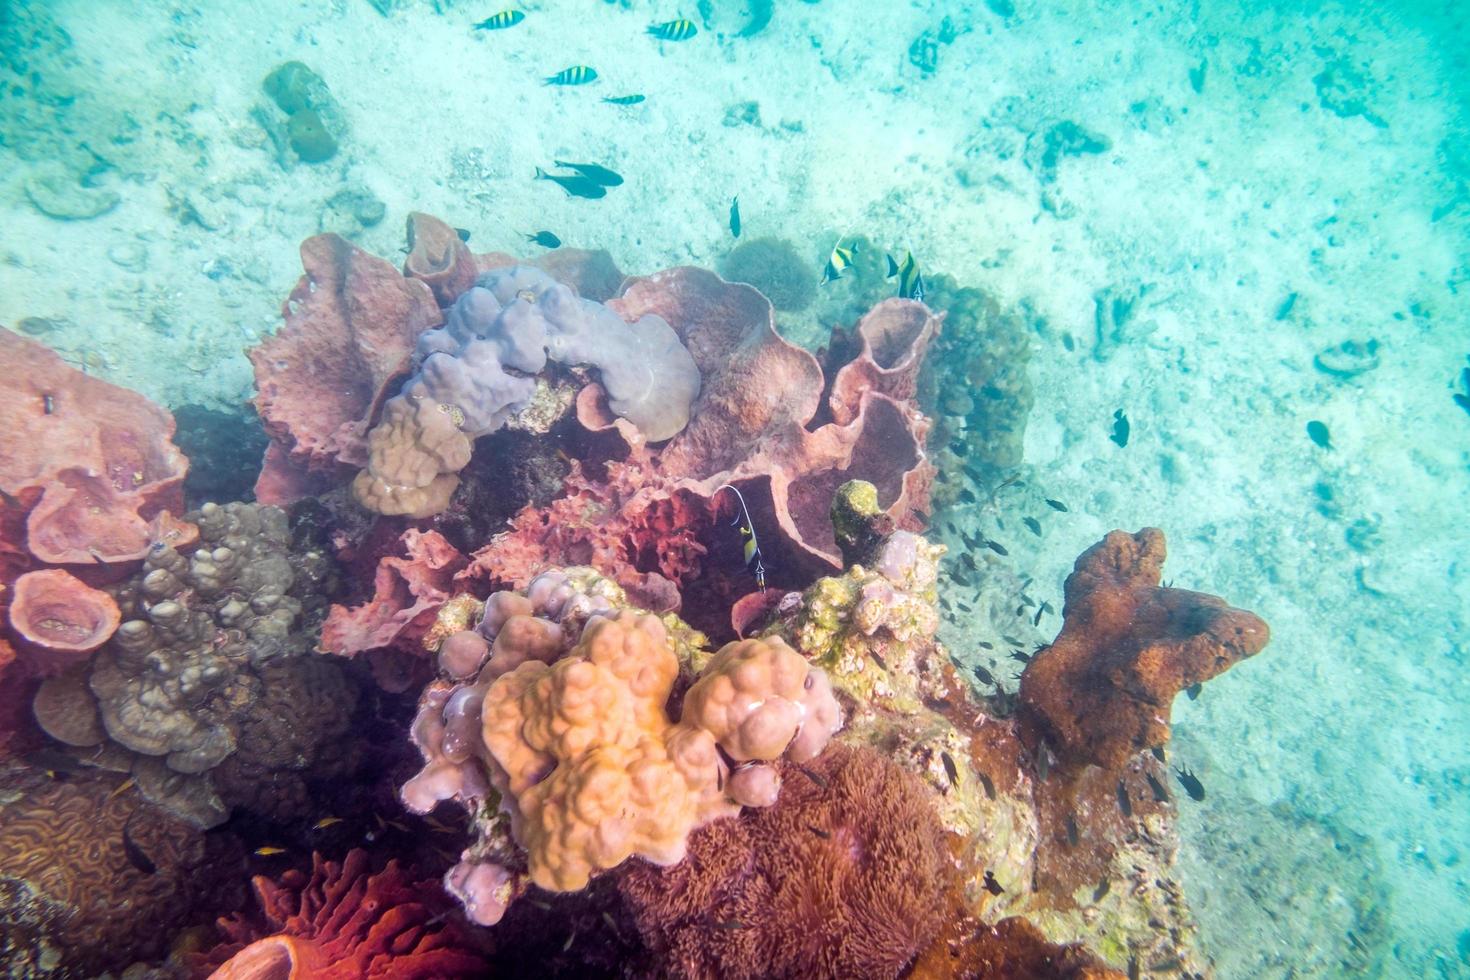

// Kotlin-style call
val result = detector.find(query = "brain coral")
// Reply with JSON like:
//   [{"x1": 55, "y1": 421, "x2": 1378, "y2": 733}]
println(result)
[{"x1": 0, "y1": 769, "x2": 243, "y2": 976}]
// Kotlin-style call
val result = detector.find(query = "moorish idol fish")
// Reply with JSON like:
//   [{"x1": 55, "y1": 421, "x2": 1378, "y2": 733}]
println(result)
[{"x1": 715, "y1": 483, "x2": 766, "y2": 592}]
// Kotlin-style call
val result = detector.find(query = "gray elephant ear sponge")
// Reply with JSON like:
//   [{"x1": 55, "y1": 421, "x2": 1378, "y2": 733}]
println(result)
[{"x1": 353, "y1": 267, "x2": 700, "y2": 516}]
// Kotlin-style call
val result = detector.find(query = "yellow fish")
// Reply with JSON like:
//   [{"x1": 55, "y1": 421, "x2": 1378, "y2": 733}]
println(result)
[
  {"x1": 107, "y1": 777, "x2": 136, "y2": 801},
  {"x1": 545, "y1": 65, "x2": 597, "y2": 86},
  {"x1": 312, "y1": 816, "x2": 344, "y2": 831},
  {"x1": 254, "y1": 846, "x2": 287, "y2": 857}
]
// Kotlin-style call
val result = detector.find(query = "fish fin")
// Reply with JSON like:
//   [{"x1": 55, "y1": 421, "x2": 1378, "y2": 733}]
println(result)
[{"x1": 886, "y1": 254, "x2": 899, "y2": 277}]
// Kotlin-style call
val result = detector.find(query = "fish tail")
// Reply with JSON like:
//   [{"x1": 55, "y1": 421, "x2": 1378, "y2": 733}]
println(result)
[{"x1": 534, "y1": 166, "x2": 548, "y2": 179}]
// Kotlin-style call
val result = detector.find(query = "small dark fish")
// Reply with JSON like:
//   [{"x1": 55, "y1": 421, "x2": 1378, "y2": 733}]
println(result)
[
  {"x1": 1014, "y1": 604, "x2": 1027, "y2": 618},
  {"x1": 982, "y1": 870, "x2": 1005, "y2": 895},
  {"x1": 973, "y1": 663, "x2": 995, "y2": 685},
  {"x1": 1032, "y1": 605, "x2": 1045, "y2": 627},
  {"x1": 1023, "y1": 516, "x2": 1041, "y2": 536},
  {"x1": 944, "y1": 520, "x2": 959, "y2": 536},
  {"x1": 121, "y1": 821, "x2": 157, "y2": 876},
  {"x1": 979, "y1": 771, "x2": 996, "y2": 800},
  {"x1": 525, "y1": 230, "x2": 562, "y2": 248},
  {"x1": 23, "y1": 747, "x2": 84, "y2": 775},
  {"x1": 821, "y1": 239, "x2": 858, "y2": 283},
  {"x1": 957, "y1": 488, "x2": 978, "y2": 504},
  {"x1": 1116, "y1": 780, "x2": 1133, "y2": 817},
  {"x1": 938, "y1": 596, "x2": 953, "y2": 610},
  {"x1": 1175, "y1": 766, "x2": 1205, "y2": 801},
  {"x1": 1045, "y1": 497, "x2": 1068, "y2": 512},
  {"x1": 1274, "y1": 291, "x2": 1298, "y2": 320},
  {"x1": 949, "y1": 440, "x2": 967, "y2": 455},
  {"x1": 1145, "y1": 771, "x2": 1170, "y2": 802},
  {"x1": 729, "y1": 196, "x2": 741, "y2": 238},
  {"x1": 554, "y1": 160, "x2": 623, "y2": 186},
  {"x1": 1010, "y1": 650, "x2": 1031, "y2": 664},
  {"x1": 1306, "y1": 420, "x2": 1331, "y2": 449},
  {"x1": 1001, "y1": 635, "x2": 1024, "y2": 647},
  {"x1": 977, "y1": 640, "x2": 994, "y2": 650},
  {"x1": 808, "y1": 824, "x2": 830, "y2": 839},
  {"x1": 474, "y1": 9, "x2": 525, "y2": 30},
  {"x1": 941, "y1": 751, "x2": 959, "y2": 787},
  {"x1": 545, "y1": 65, "x2": 597, "y2": 86},
  {"x1": 1093, "y1": 876, "x2": 1111, "y2": 901},
  {"x1": 1065, "y1": 814, "x2": 1079, "y2": 847},
  {"x1": 42, "y1": 393, "x2": 54, "y2": 414},
  {"x1": 603, "y1": 93, "x2": 646, "y2": 105},
  {"x1": 455, "y1": 227, "x2": 472, "y2": 242},
  {"x1": 1110, "y1": 409, "x2": 1130, "y2": 447},
  {"x1": 869, "y1": 651, "x2": 889, "y2": 671},
  {"x1": 955, "y1": 600, "x2": 972, "y2": 613},
  {"x1": 648, "y1": 18, "x2": 698, "y2": 41},
  {"x1": 985, "y1": 539, "x2": 1009, "y2": 557},
  {"x1": 960, "y1": 530, "x2": 982, "y2": 550},
  {"x1": 797, "y1": 763, "x2": 828, "y2": 789},
  {"x1": 961, "y1": 464, "x2": 988, "y2": 486},
  {"x1": 1185, "y1": 682, "x2": 1202, "y2": 700},
  {"x1": 961, "y1": 552, "x2": 978, "y2": 572},
  {"x1": 1150, "y1": 745, "x2": 1166, "y2": 763},
  {"x1": 534, "y1": 167, "x2": 606, "y2": 199}
]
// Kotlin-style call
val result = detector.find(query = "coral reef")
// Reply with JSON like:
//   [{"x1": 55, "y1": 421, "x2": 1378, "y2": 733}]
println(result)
[
  {"x1": 463, "y1": 266, "x2": 936, "y2": 618},
  {"x1": 29, "y1": 502, "x2": 359, "y2": 827},
  {"x1": 398, "y1": 567, "x2": 842, "y2": 927},
  {"x1": 199, "y1": 849, "x2": 490, "y2": 978},
  {"x1": 0, "y1": 326, "x2": 191, "y2": 568},
  {"x1": 620, "y1": 743, "x2": 949, "y2": 980},
  {"x1": 259, "y1": 60, "x2": 347, "y2": 166},
  {"x1": 1017, "y1": 527, "x2": 1271, "y2": 772},
  {"x1": 732, "y1": 487, "x2": 1270, "y2": 975},
  {"x1": 353, "y1": 264, "x2": 701, "y2": 516},
  {"x1": 171, "y1": 404, "x2": 272, "y2": 508},
  {"x1": 0, "y1": 767, "x2": 244, "y2": 976}
]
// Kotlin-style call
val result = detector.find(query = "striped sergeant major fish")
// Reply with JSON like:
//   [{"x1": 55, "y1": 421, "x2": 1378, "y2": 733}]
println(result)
[
  {"x1": 716, "y1": 484, "x2": 766, "y2": 592},
  {"x1": 648, "y1": 18, "x2": 698, "y2": 41},
  {"x1": 545, "y1": 65, "x2": 597, "y2": 86}
]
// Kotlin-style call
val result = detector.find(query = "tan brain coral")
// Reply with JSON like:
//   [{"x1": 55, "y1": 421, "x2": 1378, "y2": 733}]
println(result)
[{"x1": 481, "y1": 610, "x2": 738, "y2": 892}]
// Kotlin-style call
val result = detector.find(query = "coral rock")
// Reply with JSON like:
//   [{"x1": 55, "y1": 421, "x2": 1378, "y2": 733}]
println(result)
[
  {"x1": 1018, "y1": 527, "x2": 1271, "y2": 772},
  {"x1": 8, "y1": 568, "x2": 120, "y2": 670},
  {"x1": 404, "y1": 211, "x2": 479, "y2": 305}
]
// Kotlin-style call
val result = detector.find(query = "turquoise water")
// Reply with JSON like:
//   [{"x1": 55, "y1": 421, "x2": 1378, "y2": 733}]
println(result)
[{"x1": 1, "y1": 0, "x2": 1467, "y2": 976}]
